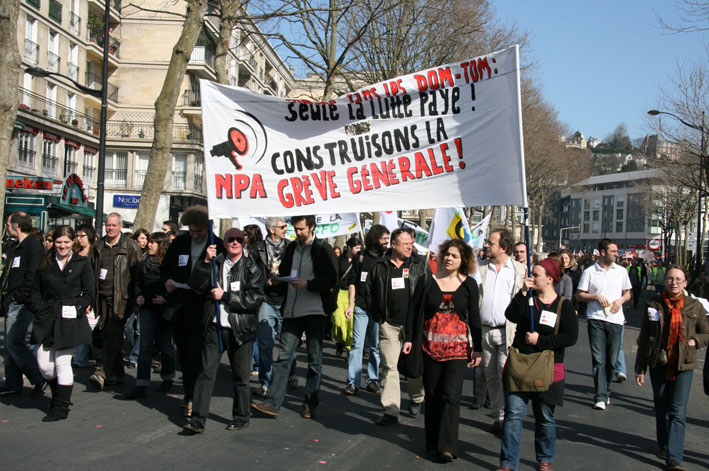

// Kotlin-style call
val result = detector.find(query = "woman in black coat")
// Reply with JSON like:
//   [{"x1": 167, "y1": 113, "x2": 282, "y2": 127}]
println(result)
[{"x1": 29, "y1": 226, "x2": 95, "y2": 422}]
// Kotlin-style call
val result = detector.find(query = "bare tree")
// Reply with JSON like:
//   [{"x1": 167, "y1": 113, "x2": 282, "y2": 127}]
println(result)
[
  {"x1": 132, "y1": 0, "x2": 208, "y2": 231},
  {"x1": 0, "y1": 0, "x2": 21, "y2": 249},
  {"x1": 657, "y1": 0, "x2": 709, "y2": 33}
]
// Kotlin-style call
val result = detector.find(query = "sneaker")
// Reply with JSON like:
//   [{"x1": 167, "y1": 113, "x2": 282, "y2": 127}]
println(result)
[
  {"x1": 89, "y1": 374, "x2": 105, "y2": 391},
  {"x1": 408, "y1": 401, "x2": 422, "y2": 417},
  {"x1": 250, "y1": 370, "x2": 259, "y2": 377},
  {"x1": 376, "y1": 414, "x2": 398, "y2": 425},
  {"x1": 288, "y1": 375, "x2": 298, "y2": 389},
  {"x1": 365, "y1": 381, "x2": 381, "y2": 395},
  {"x1": 614, "y1": 372, "x2": 627, "y2": 383},
  {"x1": 593, "y1": 401, "x2": 606, "y2": 410},
  {"x1": 342, "y1": 384, "x2": 357, "y2": 396}
]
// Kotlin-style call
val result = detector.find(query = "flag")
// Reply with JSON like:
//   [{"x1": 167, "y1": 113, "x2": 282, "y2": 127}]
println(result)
[
  {"x1": 378, "y1": 211, "x2": 399, "y2": 238},
  {"x1": 469, "y1": 214, "x2": 491, "y2": 250},
  {"x1": 429, "y1": 208, "x2": 473, "y2": 254}
]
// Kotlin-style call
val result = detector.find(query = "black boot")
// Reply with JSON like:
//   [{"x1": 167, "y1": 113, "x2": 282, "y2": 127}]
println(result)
[
  {"x1": 43, "y1": 384, "x2": 72, "y2": 422},
  {"x1": 47, "y1": 378, "x2": 58, "y2": 410}
]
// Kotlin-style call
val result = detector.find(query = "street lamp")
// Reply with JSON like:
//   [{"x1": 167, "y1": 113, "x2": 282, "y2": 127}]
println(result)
[
  {"x1": 559, "y1": 225, "x2": 580, "y2": 249},
  {"x1": 648, "y1": 109, "x2": 708, "y2": 278},
  {"x1": 25, "y1": 1, "x2": 111, "y2": 237}
]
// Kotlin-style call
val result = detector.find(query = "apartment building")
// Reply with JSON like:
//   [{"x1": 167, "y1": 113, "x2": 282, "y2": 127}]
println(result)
[{"x1": 9, "y1": 0, "x2": 294, "y2": 232}]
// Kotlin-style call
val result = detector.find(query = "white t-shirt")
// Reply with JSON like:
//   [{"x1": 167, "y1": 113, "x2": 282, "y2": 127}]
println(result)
[
  {"x1": 477, "y1": 257, "x2": 517, "y2": 328},
  {"x1": 577, "y1": 262, "x2": 632, "y2": 325}
]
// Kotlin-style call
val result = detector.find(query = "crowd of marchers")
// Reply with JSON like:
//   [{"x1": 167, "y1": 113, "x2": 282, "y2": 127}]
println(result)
[{"x1": 1, "y1": 208, "x2": 708, "y2": 471}]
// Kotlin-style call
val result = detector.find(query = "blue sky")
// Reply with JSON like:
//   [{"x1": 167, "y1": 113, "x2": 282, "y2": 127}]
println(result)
[{"x1": 495, "y1": 0, "x2": 708, "y2": 141}]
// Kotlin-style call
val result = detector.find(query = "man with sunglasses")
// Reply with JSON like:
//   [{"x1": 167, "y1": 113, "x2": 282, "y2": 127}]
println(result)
[
  {"x1": 183, "y1": 228, "x2": 265, "y2": 433},
  {"x1": 252, "y1": 215, "x2": 338, "y2": 420},
  {"x1": 249, "y1": 217, "x2": 297, "y2": 397},
  {"x1": 160, "y1": 206, "x2": 223, "y2": 417}
]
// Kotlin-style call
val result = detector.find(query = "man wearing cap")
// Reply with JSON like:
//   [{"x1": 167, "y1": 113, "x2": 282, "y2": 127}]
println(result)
[{"x1": 184, "y1": 228, "x2": 265, "y2": 433}]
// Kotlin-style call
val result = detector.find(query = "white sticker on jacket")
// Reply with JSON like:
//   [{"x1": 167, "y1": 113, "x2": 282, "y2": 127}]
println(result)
[
  {"x1": 61, "y1": 306, "x2": 77, "y2": 319},
  {"x1": 539, "y1": 310, "x2": 557, "y2": 328},
  {"x1": 402, "y1": 268, "x2": 410, "y2": 279},
  {"x1": 12, "y1": 257, "x2": 20, "y2": 268},
  {"x1": 178, "y1": 255, "x2": 189, "y2": 267},
  {"x1": 99, "y1": 268, "x2": 108, "y2": 280},
  {"x1": 647, "y1": 307, "x2": 660, "y2": 321},
  {"x1": 391, "y1": 277, "x2": 405, "y2": 290},
  {"x1": 230, "y1": 281, "x2": 241, "y2": 292},
  {"x1": 290, "y1": 269, "x2": 298, "y2": 278},
  {"x1": 360, "y1": 272, "x2": 368, "y2": 282}
]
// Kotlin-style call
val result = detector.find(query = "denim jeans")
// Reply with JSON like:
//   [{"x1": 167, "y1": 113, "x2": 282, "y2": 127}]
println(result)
[
  {"x1": 264, "y1": 315, "x2": 326, "y2": 410},
  {"x1": 346, "y1": 306, "x2": 380, "y2": 388},
  {"x1": 73, "y1": 344, "x2": 100, "y2": 368},
  {"x1": 500, "y1": 391, "x2": 556, "y2": 470},
  {"x1": 124, "y1": 312, "x2": 140, "y2": 365},
  {"x1": 650, "y1": 367, "x2": 694, "y2": 465},
  {"x1": 615, "y1": 326, "x2": 626, "y2": 376},
  {"x1": 135, "y1": 309, "x2": 175, "y2": 387},
  {"x1": 256, "y1": 302, "x2": 295, "y2": 388},
  {"x1": 3, "y1": 303, "x2": 43, "y2": 389},
  {"x1": 587, "y1": 319, "x2": 622, "y2": 403}
]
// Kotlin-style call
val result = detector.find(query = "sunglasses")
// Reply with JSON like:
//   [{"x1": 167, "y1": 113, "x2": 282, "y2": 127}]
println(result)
[
  {"x1": 276, "y1": 224, "x2": 287, "y2": 229},
  {"x1": 227, "y1": 236, "x2": 244, "y2": 244}
]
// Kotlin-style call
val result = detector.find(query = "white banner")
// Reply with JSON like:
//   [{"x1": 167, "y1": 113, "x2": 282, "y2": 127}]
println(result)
[
  {"x1": 200, "y1": 46, "x2": 527, "y2": 218},
  {"x1": 236, "y1": 214, "x2": 361, "y2": 240}
]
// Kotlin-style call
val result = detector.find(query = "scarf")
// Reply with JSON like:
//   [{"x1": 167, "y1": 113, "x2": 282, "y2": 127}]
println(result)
[
  {"x1": 265, "y1": 237, "x2": 287, "y2": 273},
  {"x1": 662, "y1": 290, "x2": 685, "y2": 381}
]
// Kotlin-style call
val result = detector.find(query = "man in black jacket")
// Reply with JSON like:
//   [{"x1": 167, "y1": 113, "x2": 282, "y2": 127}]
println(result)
[
  {"x1": 365, "y1": 228, "x2": 429, "y2": 425},
  {"x1": 160, "y1": 206, "x2": 223, "y2": 416},
  {"x1": 183, "y1": 228, "x2": 265, "y2": 434},
  {"x1": 252, "y1": 215, "x2": 337, "y2": 420},
  {"x1": 0, "y1": 212, "x2": 46, "y2": 396}
]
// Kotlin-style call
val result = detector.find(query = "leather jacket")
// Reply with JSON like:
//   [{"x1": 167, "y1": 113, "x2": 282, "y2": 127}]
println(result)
[
  {"x1": 189, "y1": 254, "x2": 265, "y2": 344},
  {"x1": 635, "y1": 294, "x2": 709, "y2": 374},
  {"x1": 364, "y1": 250, "x2": 430, "y2": 324},
  {"x1": 92, "y1": 234, "x2": 142, "y2": 320}
]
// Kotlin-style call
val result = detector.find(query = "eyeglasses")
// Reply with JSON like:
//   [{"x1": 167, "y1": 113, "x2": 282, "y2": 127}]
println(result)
[
  {"x1": 46, "y1": 238, "x2": 53, "y2": 243},
  {"x1": 485, "y1": 240, "x2": 499, "y2": 246},
  {"x1": 666, "y1": 277, "x2": 685, "y2": 283},
  {"x1": 76, "y1": 233, "x2": 87, "y2": 238},
  {"x1": 227, "y1": 237, "x2": 244, "y2": 244},
  {"x1": 276, "y1": 224, "x2": 287, "y2": 230}
]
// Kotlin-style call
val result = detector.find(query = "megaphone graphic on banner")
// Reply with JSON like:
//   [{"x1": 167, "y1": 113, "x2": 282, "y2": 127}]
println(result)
[{"x1": 210, "y1": 127, "x2": 249, "y2": 170}]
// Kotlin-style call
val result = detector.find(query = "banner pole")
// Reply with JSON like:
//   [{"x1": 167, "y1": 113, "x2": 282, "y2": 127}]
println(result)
[
  {"x1": 209, "y1": 220, "x2": 224, "y2": 352},
  {"x1": 524, "y1": 208, "x2": 534, "y2": 333}
]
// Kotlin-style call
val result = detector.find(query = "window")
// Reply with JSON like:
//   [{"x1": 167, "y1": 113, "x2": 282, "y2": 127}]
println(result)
[
  {"x1": 68, "y1": 43, "x2": 79, "y2": 81},
  {"x1": 106, "y1": 151, "x2": 127, "y2": 185},
  {"x1": 48, "y1": 31, "x2": 60, "y2": 72},
  {"x1": 135, "y1": 152, "x2": 149, "y2": 188},
  {"x1": 65, "y1": 146, "x2": 78, "y2": 175},
  {"x1": 194, "y1": 158, "x2": 203, "y2": 191},
  {"x1": 42, "y1": 138, "x2": 58, "y2": 174},
  {"x1": 22, "y1": 72, "x2": 33, "y2": 107},
  {"x1": 583, "y1": 223, "x2": 590, "y2": 233},
  {"x1": 69, "y1": 0, "x2": 80, "y2": 33},
  {"x1": 583, "y1": 199, "x2": 590, "y2": 210},
  {"x1": 592, "y1": 210, "x2": 600, "y2": 222},
  {"x1": 592, "y1": 222, "x2": 600, "y2": 234},
  {"x1": 616, "y1": 221, "x2": 623, "y2": 233},
  {"x1": 25, "y1": 17, "x2": 38, "y2": 63},
  {"x1": 616, "y1": 209, "x2": 624, "y2": 220},
  {"x1": 83, "y1": 150, "x2": 96, "y2": 182},
  {"x1": 46, "y1": 83, "x2": 57, "y2": 118},
  {"x1": 67, "y1": 92, "x2": 76, "y2": 122},
  {"x1": 172, "y1": 153, "x2": 186, "y2": 190},
  {"x1": 17, "y1": 130, "x2": 36, "y2": 168},
  {"x1": 583, "y1": 210, "x2": 590, "y2": 222}
]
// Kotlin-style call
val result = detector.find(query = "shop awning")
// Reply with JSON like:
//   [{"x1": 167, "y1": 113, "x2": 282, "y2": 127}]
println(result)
[{"x1": 48, "y1": 202, "x2": 103, "y2": 219}]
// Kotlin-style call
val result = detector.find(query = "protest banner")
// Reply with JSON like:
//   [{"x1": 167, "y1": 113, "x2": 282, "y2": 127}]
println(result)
[
  {"x1": 236, "y1": 214, "x2": 361, "y2": 240},
  {"x1": 200, "y1": 46, "x2": 527, "y2": 218}
]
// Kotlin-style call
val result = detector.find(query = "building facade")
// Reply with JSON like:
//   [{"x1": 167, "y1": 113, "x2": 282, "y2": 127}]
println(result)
[{"x1": 10, "y1": 0, "x2": 294, "y2": 232}]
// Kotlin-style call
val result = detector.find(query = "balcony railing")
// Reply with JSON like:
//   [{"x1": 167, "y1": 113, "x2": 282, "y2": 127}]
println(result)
[
  {"x1": 47, "y1": 51, "x2": 60, "y2": 73},
  {"x1": 83, "y1": 165, "x2": 96, "y2": 182},
  {"x1": 66, "y1": 160, "x2": 78, "y2": 175},
  {"x1": 190, "y1": 46, "x2": 214, "y2": 69},
  {"x1": 42, "y1": 154, "x2": 59, "y2": 175},
  {"x1": 24, "y1": 39, "x2": 39, "y2": 64},
  {"x1": 237, "y1": 49, "x2": 258, "y2": 72},
  {"x1": 18, "y1": 87, "x2": 96, "y2": 132},
  {"x1": 135, "y1": 169, "x2": 147, "y2": 188},
  {"x1": 67, "y1": 62, "x2": 79, "y2": 81},
  {"x1": 17, "y1": 148, "x2": 36, "y2": 169},
  {"x1": 69, "y1": 12, "x2": 80, "y2": 33},
  {"x1": 49, "y1": 0, "x2": 62, "y2": 23},
  {"x1": 182, "y1": 89, "x2": 200, "y2": 107},
  {"x1": 85, "y1": 72, "x2": 119, "y2": 102},
  {"x1": 105, "y1": 168, "x2": 127, "y2": 186},
  {"x1": 105, "y1": 120, "x2": 202, "y2": 143},
  {"x1": 87, "y1": 26, "x2": 120, "y2": 57},
  {"x1": 194, "y1": 172, "x2": 203, "y2": 191},
  {"x1": 172, "y1": 172, "x2": 186, "y2": 190}
]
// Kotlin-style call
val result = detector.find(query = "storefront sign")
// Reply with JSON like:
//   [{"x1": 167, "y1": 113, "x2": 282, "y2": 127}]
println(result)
[
  {"x1": 113, "y1": 195, "x2": 141, "y2": 208},
  {"x1": 6, "y1": 175, "x2": 53, "y2": 191},
  {"x1": 60, "y1": 173, "x2": 88, "y2": 207}
]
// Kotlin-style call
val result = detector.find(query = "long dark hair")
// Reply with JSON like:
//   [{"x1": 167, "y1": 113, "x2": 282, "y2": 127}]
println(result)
[
  {"x1": 148, "y1": 232, "x2": 170, "y2": 263},
  {"x1": 40, "y1": 225, "x2": 76, "y2": 270}
]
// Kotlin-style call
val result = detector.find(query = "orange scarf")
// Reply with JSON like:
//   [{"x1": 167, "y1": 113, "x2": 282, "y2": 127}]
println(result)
[{"x1": 662, "y1": 291, "x2": 685, "y2": 381}]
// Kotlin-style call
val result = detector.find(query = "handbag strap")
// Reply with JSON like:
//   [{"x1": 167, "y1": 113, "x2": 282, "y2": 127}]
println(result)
[{"x1": 553, "y1": 296, "x2": 565, "y2": 334}]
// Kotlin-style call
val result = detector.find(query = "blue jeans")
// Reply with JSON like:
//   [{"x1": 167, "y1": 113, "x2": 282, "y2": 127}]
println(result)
[
  {"x1": 136, "y1": 309, "x2": 175, "y2": 387},
  {"x1": 264, "y1": 315, "x2": 325, "y2": 410},
  {"x1": 500, "y1": 391, "x2": 556, "y2": 470},
  {"x1": 346, "y1": 306, "x2": 380, "y2": 388},
  {"x1": 650, "y1": 367, "x2": 693, "y2": 465},
  {"x1": 256, "y1": 302, "x2": 295, "y2": 388},
  {"x1": 587, "y1": 319, "x2": 622, "y2": 403},
  {"x1": 3, "y1": 303, "x2": 43, "y2": 389},
  {"x1": 615, "y1": 326, "x2": 626, "y2": 376},
  {"x1": 124, "y1": 312, "x2": 140, "y2": 365}
]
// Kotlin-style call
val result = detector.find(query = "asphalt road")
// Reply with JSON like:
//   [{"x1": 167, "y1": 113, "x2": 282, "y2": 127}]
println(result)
[{"x1": 1, "y1": 290, "x2": 708, "y2": 471}]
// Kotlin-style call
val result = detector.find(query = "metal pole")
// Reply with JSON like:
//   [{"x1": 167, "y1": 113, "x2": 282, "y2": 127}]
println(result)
[
  {"x1": 94, "y1": 0, "x2": 111, "y2": 237},
  {"x1": 524, "y1": 207, "x2": 534, "y2": 333},
  {"x1": 696, "y1": 111, "x2": 706, "y2": 279}
]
